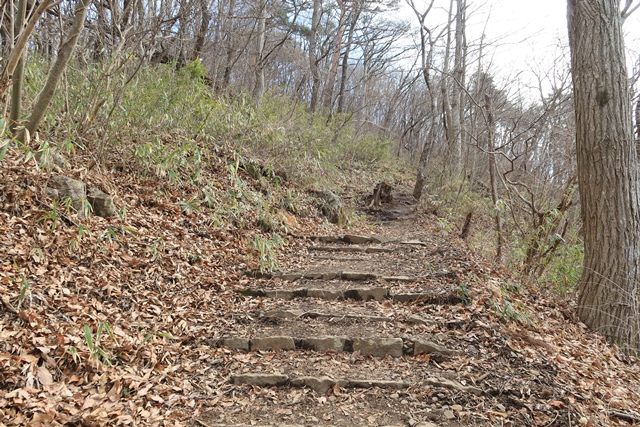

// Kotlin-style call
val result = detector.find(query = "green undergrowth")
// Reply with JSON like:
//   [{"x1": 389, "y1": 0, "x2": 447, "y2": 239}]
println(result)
[
  {"x1": 8, "y1": 59, "x2": 406, "y2": 274},
  {"x1": 21, "y1": 58, "x2": 398, "y2": 190},
  {"x1": 424, "y1": 178, "x2": 583, "y2": 297}
]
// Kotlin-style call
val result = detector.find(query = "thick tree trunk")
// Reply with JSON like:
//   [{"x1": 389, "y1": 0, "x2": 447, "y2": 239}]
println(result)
[{"x1": 568, "y1": 0, "x2": 640, "y2": 351}]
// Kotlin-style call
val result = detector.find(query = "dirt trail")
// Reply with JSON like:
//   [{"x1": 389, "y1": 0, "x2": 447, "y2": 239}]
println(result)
[{"x1": 195, "y1": 192, "x2": 513, "y2": 426}]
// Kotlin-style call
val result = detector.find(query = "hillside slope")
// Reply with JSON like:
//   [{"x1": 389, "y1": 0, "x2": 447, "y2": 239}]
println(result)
[{"x1": 0, "y1": 142, "x2": 639, "y2": 426}]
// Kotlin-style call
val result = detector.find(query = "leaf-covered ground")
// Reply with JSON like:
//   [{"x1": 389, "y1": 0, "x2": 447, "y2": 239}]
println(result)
[{"x1": 1, "y1": 146, "x2": 639, "y2": 426}]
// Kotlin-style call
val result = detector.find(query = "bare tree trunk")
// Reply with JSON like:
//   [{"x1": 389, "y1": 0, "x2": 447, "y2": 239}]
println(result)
[
  {"x1": 441, "y1": 0, "x2": 454, "y2": 168},
  {"x1": 175, "y1": 0, "x2": 189, "y2": 68},
  {"x1": 192, "y1": 0, "x2": 211, "y2": 60},
  {"x1": 450, "y1": 0, "x2": 466, "y2": 176},
  {"x1": 408, "y1": 0, "x2": 437, "y2": 201},
  {"x1": 221, "y1": 0, "x2": 237, "y2": 91},
  {"x1": 22, "y1": 0, "x2": 92, "y2": 139},
  {"x1": 252, "y1": 0, "x2": 267, "y2": 107},
  {"x1": 568, "y1": 0, "x2": 640, "y2": 351},
  {"x1": 636, "y1": 94, "x2": 640, "y2": 140},
  {"x1": 337, "y1": 3, "x2": 361, "y2": 114},
  {"x1": 9, "y1": 0, "x2": 27, "y2": 132},
  {"x1": 485, "y1": 91, "x2": 502, "y2": 263},
  {"x1": 413, "y1": 126, "x2": 434, "y2": 200},
  {"x1": 0, "y1": 0, "x2": 54, "y2": 102},
  {"x1": 308, "y1": 0, "x2": 322, "y2": 112},
  {"x1": 322, "y1": 0, "x2": 347, "y2": 112}
]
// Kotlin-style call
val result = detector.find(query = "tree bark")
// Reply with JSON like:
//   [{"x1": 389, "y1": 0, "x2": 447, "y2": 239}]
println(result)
[
  {"x1": 568, "y1": 0, "x2": 640, "y2": 351},
  {"x1": 485, "y1": 91, "x2": 503, "y2": 263},
  {"x1": 322, "y1": 0, "x2": 347, "y2": 112},
  {"x1": 252, "y1": 0, "x2": 267, "y2": 107},
  {"x1": 192, "y1": 0, "x2": 211, "y2": 60},
  {"x1": 308, "y1": 0, "x2": 322, "y2": 112},
  {"x1": 23, "y1": 0, "x2": 92, "y2": 139},
  {"x1": 220, "y1": 0, "x2": 237, "y2": 91},
  {"x1": 337, "y1": 3, "x2": 361, "y2": 114},
  {"x1": 450, "y1": 0, "x2": 466, "y2": 177},
  {"x1": 0, "y1": 0, "x2": 54, "y2": 103},
  {"x1": 9, "y1": 0, "x2": 28, "y2": 132}
]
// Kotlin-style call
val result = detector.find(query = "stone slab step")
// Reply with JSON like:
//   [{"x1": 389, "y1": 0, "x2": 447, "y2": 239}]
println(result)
[
  {"x1": 255, "y1": 307, "x2": 437, "y2": 326},
  {"x1": 308, "y1": 234, "x2": 383, "y2": 245},
  {"x1": 211, "y1": 335, "x2": 461, "y2": 359},
  {"x1": 231, "y1": 373, "x2": 411, "y2": 393},
  {"x1": 307, "y1": 245, "x2": 396, "y2": 254},
  {"x1": 246, "y1": 270, "x2": 457, "y2": 283},
  {"x1": 230, "y1": 372, "x2": 481, "y2": 396},
  {"x1": 238, "y1": 286, "x2": 465, "y2": 305}
]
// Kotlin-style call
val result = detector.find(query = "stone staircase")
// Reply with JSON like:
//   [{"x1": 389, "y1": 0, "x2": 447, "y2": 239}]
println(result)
[{"x1": 198, "y1": 226, "x2": 487, "y2": 426}]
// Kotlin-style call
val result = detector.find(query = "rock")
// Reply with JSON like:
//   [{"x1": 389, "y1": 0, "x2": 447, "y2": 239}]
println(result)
[
  {"x1": 341, "y1": 271, "x2": 378, "y2": 281},
  {"x1": 392, "y1": 293, "x2": 434, "y2": 302},
  {"x1": 290, "y1": 376, "x2": 335, "y2": 394},
  {"x1": 263, "y1": 289, "x2": 302, "y2": 300},
  {"x1": 382, "y1": 276, "x2": 416, "y2": 282},
  {"x1": 444, "y1": 410, "x2": 456, "y2": 420},
  {"x1": 87, "y1": 187, "x2": 116, "y2": 218},
  {"x1": 238, "y1": 288, "x2": 266, "y2": 297},
  {"x1": 353, "y1": 338, "x2": 403, "y2": 357},
  {"x1": 49, "y1": 175, "x2": 87, "y2": 216},
  {"x1": 251, "y1": 336, "x2": 295, "y2": 351},
  {"x1": 342, "y1": 234, "x2": 382, "y2": 244},
  {"x1": 221, "y1": 337, "x2": 250, "y2": 351},
  {"x1": 307, "y1": 289, "x2": 343, "y2": 300},
  {"x1": 232, "y1": 373, "x2": 289, "y2": 387},
  {"x1": 300, "y1": 336, "x2": 347, "y2": 352},
  {"x1": 452, "y1": 404, "x2": 463, "y2": 412},
  {"x1": 413, "y1": 338, "x2": 460, "y2": 357},
  {"x1": 406, "y1": 314, "x2": 437, "y2": 326},
  {"x1": 400, "y1": 240, "x2": 429, "y2": 247},
  {"x1": 364, "y1": 246, "x2": 396, "y2": 254},
  {"x1": 346, "y1": 379, "x2": 410, "y2": 389},
  {"x1": 303, "y1": 271, "x2": 340, "y2": 280},
  {"x1": 311, "y1": 190, "x2": 346, "y2": 225},
  {"x1": 345, "y1": 287, "x2": 388, "y2": 301},
  {"x1": 262, "y1": 309, "x2": 303, "y2": 320},
  {"x1": 415, "y1": 423, "x2": 439, "y2": 427},
  {"x1": 425, "y1": 377, "x2": 483, "y2": 396},
  {"x1": 278, "y1": 272, "x2": 304, "y2": 281}
]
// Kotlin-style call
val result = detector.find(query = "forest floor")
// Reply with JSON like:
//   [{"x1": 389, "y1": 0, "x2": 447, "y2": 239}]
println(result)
[{"x1": 1, "y1": 144, "x2": 640, "y2": 426}]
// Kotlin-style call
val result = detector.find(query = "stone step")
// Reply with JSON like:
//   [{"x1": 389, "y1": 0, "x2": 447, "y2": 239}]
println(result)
[
  {"x1": 256, "y1": 307, "x2": 438, "y2": 327},
  {"x1": 199, "y1": 349, "x2": 486, "y2": 426},
  {"x1": 308, "y1": 234, "x2": 383, "y2": 245},
  {"x1": 245, "y1": 270, "x2": 456, "y2": 282},
  {"x1": 307, "y1": 245, "x2": 396, "y2": 254},
  {"x1": 230, "y1": 372, "x2": 481, "y2": 396},
  {"x1": 211, "y1": 335, "x2": 461, "y2": 359},
  {"x1": 238, "y1": 286, "x2": 465, "y2": 305},
  {"x1": 231, "y1": 373, "x2": 411, "y2": 393}
]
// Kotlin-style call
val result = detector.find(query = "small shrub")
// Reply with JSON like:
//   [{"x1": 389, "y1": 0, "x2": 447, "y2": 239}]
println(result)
[
  {"x1": 541, "y1": 243, "x2": 583, "y2": 295},
  {"x1": 251, "y1": 234, "x2": 285, "y2": 273}
]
